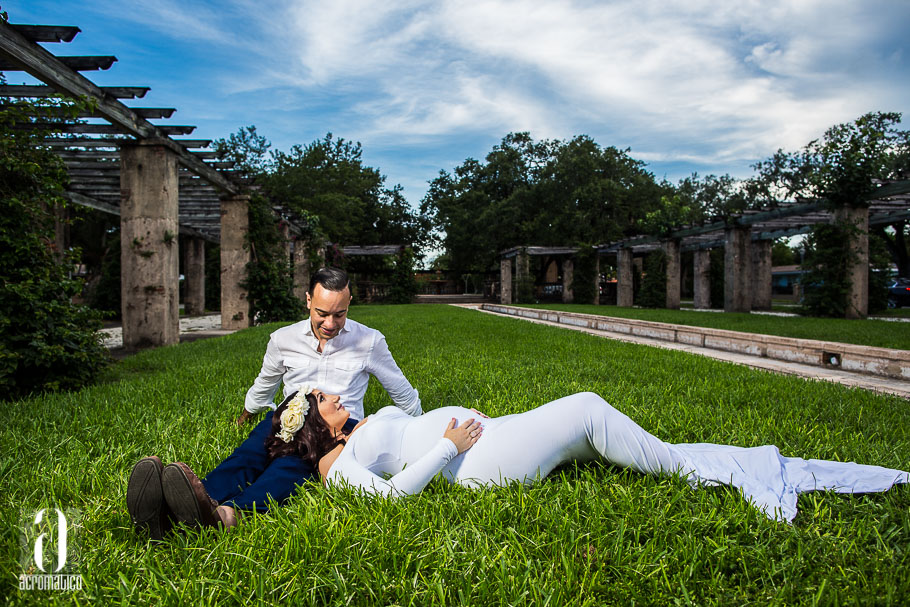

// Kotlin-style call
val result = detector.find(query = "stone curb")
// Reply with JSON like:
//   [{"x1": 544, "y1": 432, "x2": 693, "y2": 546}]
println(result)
[{"x1": 482, "y1": 304, "x2": 910, "y2": 382}]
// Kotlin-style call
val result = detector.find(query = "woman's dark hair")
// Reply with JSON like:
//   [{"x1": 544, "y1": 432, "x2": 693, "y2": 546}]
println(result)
[
  {"x1": 264, "y1": 391, "x2": 346, "y2": 466},
  {"x1": 308, "y1": 267, "x2": 349, "y2": 295}
]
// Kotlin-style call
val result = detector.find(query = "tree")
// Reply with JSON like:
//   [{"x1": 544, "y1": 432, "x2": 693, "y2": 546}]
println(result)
[
  {"x1": 267, "y1": 133, "x2": 426, "y2": 250},
  {"x1": 214, "y1": 125, "x2": 271, "y2": 175},
  {"x1": 0, "y1": 81, "x2": 108, "y2": 397},
  {"x1": 421, "y1": 132, "x2": 666, "y2": 277},
  {"x1": 771, "y1": 239, "x2": 798, "y2": 266},
  {"x1": 756, "y1": 112, "x2": 910, "y2": 316}
]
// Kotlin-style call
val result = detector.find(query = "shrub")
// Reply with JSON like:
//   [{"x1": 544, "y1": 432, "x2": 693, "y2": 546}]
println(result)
[
  {"x1": 798, "y1": 222, "x2": 854, "y2": 317},
  {"x1": 0, "y1": 94, "x2": 108, "y2": 398},
  {"x1": 242, "y1": 192, "x2": 304, "y2": 324},
  {"x1": 387, "y1": 248, "x2": 419, "y2": 304},
  {"x1": 636, "y1": 250, "x2": 667, "y2": 308},
  {"x1": 571, "y1": 245, "x2": 598, "y2": 304}
]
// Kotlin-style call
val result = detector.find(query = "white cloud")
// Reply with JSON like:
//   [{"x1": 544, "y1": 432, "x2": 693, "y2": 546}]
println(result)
[
  {"x1": 254, "y1": 0, "x2": 906, "y2": 173},
  {"x1": 65, "y1": 0, "x2": 907, "y2": 185}
]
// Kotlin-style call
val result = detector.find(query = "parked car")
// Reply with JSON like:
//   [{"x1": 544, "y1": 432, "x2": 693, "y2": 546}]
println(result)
[{"x1": 888, "y1": 277, "x2": 910, "y2": 308}]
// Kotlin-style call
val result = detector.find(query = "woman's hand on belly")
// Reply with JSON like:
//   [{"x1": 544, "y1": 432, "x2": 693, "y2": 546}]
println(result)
[{"x1": 443, "y1": 418, "x2": 484, "y2": 454}]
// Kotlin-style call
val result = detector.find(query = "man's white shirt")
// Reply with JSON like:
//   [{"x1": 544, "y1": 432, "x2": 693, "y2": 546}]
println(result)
[{"x1": 244, "y1": 318, "x2": 422, "y2": 419}]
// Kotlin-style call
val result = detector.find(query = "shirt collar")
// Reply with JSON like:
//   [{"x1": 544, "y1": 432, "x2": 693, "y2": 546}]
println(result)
[{"x1": 302, "y1": 320, "x2": 352, "y2": 337}]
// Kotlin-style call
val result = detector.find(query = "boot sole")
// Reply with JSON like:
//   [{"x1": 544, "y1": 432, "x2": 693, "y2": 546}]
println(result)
[
  {"x1": 161, "y1": 463, "x2": 217, "y2": 528},
  {"x1": 126, "y1": 457, "x2": 165, "y2": 540}
]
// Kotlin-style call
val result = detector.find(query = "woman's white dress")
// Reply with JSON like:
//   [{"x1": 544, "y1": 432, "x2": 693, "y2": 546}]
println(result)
[{"x1": 326, "y1": 393, "x2": 909, "y2": 522}]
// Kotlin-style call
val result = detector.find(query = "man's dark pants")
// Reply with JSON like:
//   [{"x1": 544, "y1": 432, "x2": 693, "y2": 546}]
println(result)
[{"x1": 201, "y1": 411, "x2": 358, "y2": 512}]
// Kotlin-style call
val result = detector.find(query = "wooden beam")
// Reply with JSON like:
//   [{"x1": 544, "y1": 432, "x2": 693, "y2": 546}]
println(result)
[
  {"x1": 341, "y1": 245, "x2": 404, "y2": 256},
  {"x1": 0, "y1": 55, "x2": 117, "y2": 71},
  {"x1": 2, "y1": 84, "x2": 150, "y2": 101},
  {"x1": 58, "y1": 150, "x2": 120, "y2": 159},
  {"x1": 43, "y1": 138, "x2": 128, "y2": 147},
  {"x1": 870, "y1": 180, "x2": 910, "y2": 200},
  {"x1": 0, "y1": 21, "x2": 235, "y2": 194},
  {"x1": 24, "y1": 123, "x2": 197, "y2": 135},
  {"x1": 170, "y1": 139, "x2": 213, "y2": 148},
  {"x1": 64, "y1": 190, "x2": 119, "y2": 215},
  {"x1": 871, "y1": 209, "x2": 910, "y2": 226},
  {"x1": 178, "y1": 224, "x2": 219, "y2": 243},
  {"x1": 65, "y1": 190, "x2": 221, "y2": 243},
  {"x1": 16, "y1": 106, "x2": 177, "y2": 119},
  {"x1": 9, "y1": 24, "x2": 80, "y2": 43},
  {"x1": 734, "y1": 201, "x2": 825, "y2": 227}
]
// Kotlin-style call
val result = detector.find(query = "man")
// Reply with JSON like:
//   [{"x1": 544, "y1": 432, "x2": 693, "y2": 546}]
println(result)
[
  {"x1": 237, "y1": 266, "x2": 422, "y2": 425},
  {"x1": 201, "y1": 266, "x2": 422, "y2": 510},
  {"x1": 127, "y1": 267, "x2": 422, "y2": 536}
]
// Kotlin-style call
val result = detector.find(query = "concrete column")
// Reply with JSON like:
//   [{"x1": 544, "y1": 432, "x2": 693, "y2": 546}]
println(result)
[
  {"x1": 617, "y1": 248, "x2": 633, "y2": 307},
  {"x1": 515, "y1": 248, "x2": 530, "y2": 302},
  {"x1": 500, "y1": 257, "x2": 512, "y2": 304},
  {"x1": 120, "y1": 143, "x2": 180, "y2": 349},
  {"x1": 561, "y1": 258, "x2": 574, "y2": 303},
  {"x1": 221, "y1": 193, "x2": 251, "y2": 330},
  {"x1": 593, "y1": 254, "x2": 601, "y2": 305},
  {"x1": 293, "y1": 238, "x2": 310, "y2": 300},
  {"x1": 724, "y1": 226, "x2": 752, "y2": 313},
  {"x1": 693, "y1": 249, "x2": 711, "y2": 309},
  {"x1": 183, "y1": 236, "x2": 205, "y2": 316},
  {"x1": 663, "y1": 239, "x2": 681, "y2": 309},
  {"x1": 835, "y1": 205, "x2": 870, "y2": 319},
  {"x1": 279, "y1": 221, "x2": 292, "y2": 267},
  {"x1": 516, "y1": 249, "x2": 529, "y2": 283},
  {"x1": 751, "y1": 239, "x2": 772, "y2": 311}
]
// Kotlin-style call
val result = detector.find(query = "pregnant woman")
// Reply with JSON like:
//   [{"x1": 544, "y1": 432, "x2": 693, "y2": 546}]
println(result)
[
  {"x1": 146, "y1": 386, "x2": 909, "y2": 532},
  {"x1": 283, "y1": 387, "x2": 908, "y2": 523}
]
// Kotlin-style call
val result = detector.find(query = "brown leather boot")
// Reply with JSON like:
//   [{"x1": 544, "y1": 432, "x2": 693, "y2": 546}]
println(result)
[
  {"x1": 126, "y1": 456, "x2": 173, "y2": 540},
  {"x1": 161, "y1": 462, "x2": 221, "y2": 529}
]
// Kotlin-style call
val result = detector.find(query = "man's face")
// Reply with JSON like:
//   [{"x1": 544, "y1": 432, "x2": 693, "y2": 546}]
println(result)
[{"x1": 306, "y1": 284, "x2": 352, "y2": 342}]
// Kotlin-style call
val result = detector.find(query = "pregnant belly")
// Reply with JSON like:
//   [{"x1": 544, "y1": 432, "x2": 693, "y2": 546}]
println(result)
[{"x1": 398, "y1": 406, "x2": 505, "y2": 467}]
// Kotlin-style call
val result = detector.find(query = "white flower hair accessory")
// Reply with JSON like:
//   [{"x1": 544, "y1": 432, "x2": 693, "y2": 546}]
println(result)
[{"x1": 277, "y1": 384, "x2": 312, "y2": 443}]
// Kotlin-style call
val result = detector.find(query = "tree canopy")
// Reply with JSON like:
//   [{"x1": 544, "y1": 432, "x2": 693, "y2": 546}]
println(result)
[
  {"x1": 422, "y1": 113, "x2": 910, "y2": 281},
  {"x1": 420, "y1": 132, "x2": 668, "y2": 275}
]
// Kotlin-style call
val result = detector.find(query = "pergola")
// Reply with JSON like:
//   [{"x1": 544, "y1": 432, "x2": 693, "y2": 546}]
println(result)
[
  {"x1": 499, "y1": 184, "x2": 910, "y2": 318},
  {"x1": 1, "y1": 20, "x2": 303, "y2": 347}
]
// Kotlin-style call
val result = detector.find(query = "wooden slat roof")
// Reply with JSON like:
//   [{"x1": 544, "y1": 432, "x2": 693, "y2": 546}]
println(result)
[{"x1": 0, "y1": 19, "x2": 316, "y2": 242}]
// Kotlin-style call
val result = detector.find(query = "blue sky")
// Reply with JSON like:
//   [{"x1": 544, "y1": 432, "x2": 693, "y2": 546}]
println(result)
[{"x1": 7, "y1": 0, "x2": 910, "y2": 208}]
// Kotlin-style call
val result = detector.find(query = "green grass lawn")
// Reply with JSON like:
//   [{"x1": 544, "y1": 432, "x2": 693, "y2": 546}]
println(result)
[
  {"x1": 516, "y1": 303, "x2": 910, "y2": 350},
  {"x1": 3, "y1": 305, "x2": 909, "y2": 605}
]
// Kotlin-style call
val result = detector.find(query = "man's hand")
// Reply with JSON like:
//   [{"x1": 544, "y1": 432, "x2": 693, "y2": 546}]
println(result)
[{"x1": 236, "y1": 410, "x2": 254, "y2": 426}]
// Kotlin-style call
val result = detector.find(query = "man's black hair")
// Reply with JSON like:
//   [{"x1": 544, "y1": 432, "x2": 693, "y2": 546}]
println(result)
[{"x1": 308, "y1": 267, "x2": 350, "y2": 294}]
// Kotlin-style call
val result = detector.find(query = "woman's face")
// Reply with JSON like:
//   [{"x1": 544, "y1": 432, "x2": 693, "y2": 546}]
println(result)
[{"x1": 311, "y1": 389, "x2": 349, "y2": 430}]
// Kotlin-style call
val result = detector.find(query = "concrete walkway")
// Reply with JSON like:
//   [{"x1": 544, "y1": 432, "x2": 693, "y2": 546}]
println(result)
[
  {"x1": 457, "y1": 304, "x2": 910, "y2": 400},
  {"x1": 101, "y1": 314, "x2": 235, "y2": 350}
]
